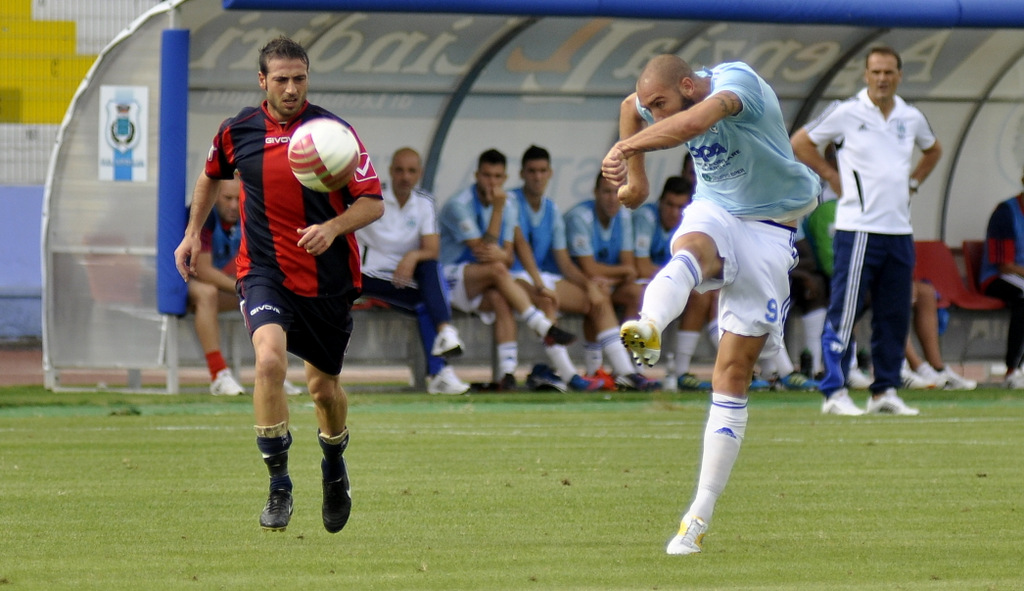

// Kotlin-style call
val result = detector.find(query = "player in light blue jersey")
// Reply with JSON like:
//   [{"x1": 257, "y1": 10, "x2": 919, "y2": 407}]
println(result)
[
  {"x1": 437, "y1": 148, "x2": 576, "y2": 389},
  {"x1": 565, "y1": 173, "x2": 645, "y2": 321},
  {"x1": 602, "y1": 54, "x2": 819, "y2": 555},
  {"x1": 509, "y1": 146, "x2": 653, "y2": 391}
]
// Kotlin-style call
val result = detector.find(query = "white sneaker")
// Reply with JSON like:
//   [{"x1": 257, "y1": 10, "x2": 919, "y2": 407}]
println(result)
[
  {"x1": 866, "y1": 388, "x2": 920, "y2": 416},
  {"x1": 427, "y1": 366, "x2": 470, "y2": 395},
  {"x1": 666, "y1": 515, "x2": 707, "y2": 555},
  {"x1": 430, "y1": 325, "x2": 465, "y2": 358},
  {"x1": 210, "y1": 369, "x2": 244, "y2": 396},
  {"x1": 936, "y1": 366, "x2": 977, "y2": 391},
  {"x1": 822, "y1": 388, "x2": 865, "y2": 416},
  {"x1": 282, "y1": 380, "x2": 303, "y2": 396},
  {"x1": 901, "y1": 362, "x2": 936, "y2": 390},
  {"x1": 913, "y1": 363, "x2": 942, "y2": 386},
  {"x1": 846, "y1": 367, "x2": 873, "y2": 389},
  {"x1": 1003, "y1": 368, "x2": 1024, "y2": 389}
]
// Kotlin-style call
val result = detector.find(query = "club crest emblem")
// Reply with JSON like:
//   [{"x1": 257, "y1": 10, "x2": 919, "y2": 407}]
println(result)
[{"x1": 106, "y1": 100, "x2": 141, "y2": 153}]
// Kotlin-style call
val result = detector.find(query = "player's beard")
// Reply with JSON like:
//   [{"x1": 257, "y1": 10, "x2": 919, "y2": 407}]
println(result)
[{"x1": 269, "y1": 91, "x2": 304, "y2": 121}]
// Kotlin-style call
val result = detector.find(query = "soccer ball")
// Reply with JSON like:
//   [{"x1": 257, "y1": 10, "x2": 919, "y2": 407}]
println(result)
[{"x1": 288, "y1": 118, "x2": 360, "y2": 192}]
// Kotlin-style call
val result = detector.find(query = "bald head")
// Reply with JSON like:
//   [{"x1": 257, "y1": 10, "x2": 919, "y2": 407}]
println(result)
[
  {"x1": 214, "y1": 177, "x2": 240, "y2": 226},
  {"x1": 391, "y1": 146, "x2": 420, "y2": 165},
  {"x1": 639, "y1": 54, "x2": 694, "y2": 91},
  {"x1": 635, "y1": 54, "x2": 703, "y2": 122},
  {"x1": 389, "y1": 146, "x2": 423, "y2": 202}
]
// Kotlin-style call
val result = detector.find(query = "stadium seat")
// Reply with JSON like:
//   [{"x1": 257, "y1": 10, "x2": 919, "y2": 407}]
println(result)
[
  {"x1": 914, "y1": 241, "x2": 1004, "y2": 311},
  {"x1": 961, "y1": 240, "x2": 1005, "y2": 304}
]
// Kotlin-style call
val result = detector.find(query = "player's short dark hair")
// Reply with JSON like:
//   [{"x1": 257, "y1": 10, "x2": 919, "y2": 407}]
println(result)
[
  {"x1": 478, "y1": 148, "x2": 506, "y2": 169},
  {"x1": 594, "y1": 170, "x2": 610, "y2": 190},
  {"x1": 659, "y1": 176, "x2": 693, "y2": 202},
  {"x1": 259, "y1": 36, "x2": 309, "y2": 75},
  {"x1": 521, "y1": 145, "x2": 550, "y2": 168},
  {"x1": 866, "y1": 46, "x2": 902, "y2": 71}
]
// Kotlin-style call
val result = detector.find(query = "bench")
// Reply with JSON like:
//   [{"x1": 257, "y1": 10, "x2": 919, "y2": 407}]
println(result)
[
  {"x1": 153, "y1": 240, "x2": 1011, "y2": 393},
  {"x1": 159, "y1": 297, "x2": 726, "y2": 393},
  {"x1": 160, "y1": 302, "x2": 594, "y2": 393},
  {"x1": 914, "y1": 241, "x2": 1007, "y2": 370}
]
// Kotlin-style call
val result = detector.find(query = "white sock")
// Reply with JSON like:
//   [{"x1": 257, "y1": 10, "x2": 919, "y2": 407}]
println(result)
[
  {"x1": 674, "y1": 330, "x2": 700, "y2": 375},
  {"x1": 520, "y1": 306, "x2": 553, "y2": 339},
  {"x1": 545, "y1": 344, "x2": 578, "y2": 381},
  {"x1": 599, "y1": 328, "x2": 634, "y2": 376},
  {"x1": 778, "y1": 348, "x2": 794, "y2": 374},
  {"x1": 765, "y1": 344, "x2": 794, "y2": 374},
  {"x1": 687, "y1": 393, "x2": 747, "y2": 524},
  {"x1": 640, "y1": 251, "x2": 702, "y2": 333},
  {"x1": 706, "y1": 318, "x2": 720, "y2": 349},
  {"x1": 497, "y1": 341, "x2": 518, "y2": 376},
  {"x1": 584, "y1": 342, "x2": 603, "y2": 375},
  {"x1": 802, "y1": 308, "x2": 826, "y2": 373}
]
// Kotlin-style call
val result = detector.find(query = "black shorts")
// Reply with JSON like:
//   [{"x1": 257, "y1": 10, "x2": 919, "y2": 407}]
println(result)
[{"x1": 237, "y1": 275, "x2": 354, "y2": 375}]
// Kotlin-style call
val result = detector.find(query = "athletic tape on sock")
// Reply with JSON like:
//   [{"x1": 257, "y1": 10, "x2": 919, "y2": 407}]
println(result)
[{"x1": 254, "y1": 420, "x2": 289, "y2": 439}]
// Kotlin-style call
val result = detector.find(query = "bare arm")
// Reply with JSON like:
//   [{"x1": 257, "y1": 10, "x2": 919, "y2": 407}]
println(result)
[
  {"x1": 297, "y1": 196, "x2": 384, "y2": 256},
  {"x1": 997, "y1": 261, "x2": 1024, "y2": 276},
  {"x1": 554, "y1": 248, "x2": 607, "y2": 306},
  {"x1": 393, "y1": 233, "x2": 439, "y2": 287},
  {"x1": 481, "y1": 185, "x2": 506, "y2": 243},
  {"x1": 617, "y1": 250, "x2": 638, "y2": 283},
  {"x1": 466, "y1": 187, "x2": 511, "y2": 264},
  {"x1": 616, "y1": 93, "x2": 650, "y2": 209},
  {"x1": 553, "y1": 249, "x2": 591, "y2": 289},
  {"x1": 603, "y1": 90, "x2": 742, "y2": 188},
  {"x1": 620, "y1": 91, "x2": 741, "y2": 158},
  {"x1": 911, "y1": 140, "x2": 942, "y2": 191},
  {"x1": 512, "y1": 227, "x2": 547, "y2": 288},
  {"x1": 174, "y1": 174, "x2": 221, "y2": 282},
  {"x1": 790, "y1": 129, "x2": 841, "y2": 195},
  {"x1": 576, "y1": 253, "x2": 638, "y2": 286}
]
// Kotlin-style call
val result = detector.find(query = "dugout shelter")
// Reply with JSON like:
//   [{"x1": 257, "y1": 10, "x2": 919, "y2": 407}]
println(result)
[{"x1": 41, "y1": 0, "x2": 1024, "y2": 390}]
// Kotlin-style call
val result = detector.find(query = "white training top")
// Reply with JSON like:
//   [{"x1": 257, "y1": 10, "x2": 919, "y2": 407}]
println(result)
[
  {"x1": 355, "y1": 183, "x2": 438, "y2": 286},
  {"x1": 804, "y1": 88, "x2": 937, "y2": 235}
]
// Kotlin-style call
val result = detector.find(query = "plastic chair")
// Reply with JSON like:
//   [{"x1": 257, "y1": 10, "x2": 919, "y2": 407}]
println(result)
[
  {"x1": 913, "y1": 241, "x2": 1004, "y2": 311},
  {"x1": 961, "y1": 240, "x2": 1002, "y2": 302}
]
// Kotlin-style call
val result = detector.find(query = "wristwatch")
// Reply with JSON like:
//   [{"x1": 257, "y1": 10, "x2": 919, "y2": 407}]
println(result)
[{"x1": 909, "y1": 178, "x2": 920, "y2": 192}]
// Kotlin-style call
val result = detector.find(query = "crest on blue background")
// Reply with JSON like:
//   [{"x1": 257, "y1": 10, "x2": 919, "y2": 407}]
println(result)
[
  {"x1": 98, "y1": 85, "x2": 147, "y2": 182},
  {"x1": 106, "y1": 100, "x2": 141, "y2": 153}
]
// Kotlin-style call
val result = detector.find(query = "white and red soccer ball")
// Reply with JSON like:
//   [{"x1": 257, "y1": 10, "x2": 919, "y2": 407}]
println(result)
[{"x1": 287, "y1": 118, "x2": 360, "y2": 192}]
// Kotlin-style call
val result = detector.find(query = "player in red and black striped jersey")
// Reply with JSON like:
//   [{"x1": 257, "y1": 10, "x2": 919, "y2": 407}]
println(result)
[
  {"x1": 206, "y1": 102, "x2": 379, "y2": 299},
  {"x1": 174, "y1": 36, "x2": 383, "y2": 534}
]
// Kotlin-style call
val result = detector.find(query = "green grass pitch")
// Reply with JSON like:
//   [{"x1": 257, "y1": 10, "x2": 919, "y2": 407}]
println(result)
[{"x1": 0, "y1": 386, "x2": 1021, "y2": 590}]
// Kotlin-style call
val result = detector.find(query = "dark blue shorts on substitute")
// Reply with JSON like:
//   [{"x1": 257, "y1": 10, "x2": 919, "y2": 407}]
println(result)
[{"x1": 237, "y1": 275, "x2": 354, "y2": 376}]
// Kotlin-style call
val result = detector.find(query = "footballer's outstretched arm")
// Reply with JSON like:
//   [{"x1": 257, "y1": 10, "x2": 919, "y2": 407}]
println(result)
[
  {"x1": 602, "y1": 90, "x2": 741, "y2": 193},
  {"x1": 617, "y1": 93, "x2": 650, "y2": 209}
]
